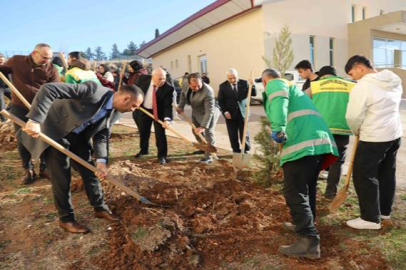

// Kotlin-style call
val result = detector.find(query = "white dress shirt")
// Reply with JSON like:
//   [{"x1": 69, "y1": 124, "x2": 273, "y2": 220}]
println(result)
[{"x1": 143, "y1": 83, "x2": 156, "y2": 109}]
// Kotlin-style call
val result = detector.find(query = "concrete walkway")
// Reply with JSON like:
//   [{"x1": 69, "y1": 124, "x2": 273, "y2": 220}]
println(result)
[{"x1": 121, "y1": 102, "x2": 406, "y2": 188}]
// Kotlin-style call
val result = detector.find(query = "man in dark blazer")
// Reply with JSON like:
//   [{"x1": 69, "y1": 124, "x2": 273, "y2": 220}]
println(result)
[
  {"x1": 133, "y1": 68, "x2": 174, "y2": 164},
  {"x1": 21, "y1": 81, "x2": 144, "y2": 234},
  {"x1": 218, "y1": 68, "x2": 256, "y2": 153}
]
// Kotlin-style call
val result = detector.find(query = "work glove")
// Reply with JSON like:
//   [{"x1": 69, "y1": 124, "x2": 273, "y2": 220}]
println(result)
[{"x1": 271, "y1": 131, "x2": 286, "y2": 144}]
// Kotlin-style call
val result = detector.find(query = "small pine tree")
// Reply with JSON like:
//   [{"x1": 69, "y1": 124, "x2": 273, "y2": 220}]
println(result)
[
  {"x1": 252, "y1": 116, "x2": 283, "y2": 187},
  {"x1": 262, "y1": 25, "x2": 294, "y2": 78},
  {"x1": 111, "y1": 43, "x2": 121, "y2": 60}
]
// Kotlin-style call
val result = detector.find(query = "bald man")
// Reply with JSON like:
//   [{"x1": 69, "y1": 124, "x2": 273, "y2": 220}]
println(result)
[
  {"x1": 133, "y1": 68, "x2": 174, "y2": 164},
  {"x1": 0, "y1": 43, "x2": 60, "y2": 184}
]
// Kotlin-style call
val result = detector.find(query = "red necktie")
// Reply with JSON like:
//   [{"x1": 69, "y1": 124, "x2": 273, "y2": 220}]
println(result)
[{"x1": 152, "y1": 85, "x2": 158, "y2": 121}]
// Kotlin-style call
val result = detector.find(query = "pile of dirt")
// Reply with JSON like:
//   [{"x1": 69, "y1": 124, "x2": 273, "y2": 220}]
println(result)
[
  {"x1": 93, "y1": 160, "x2": 390, "y2": 270},
  {"x1": 0, "y1": 121, "x2": 16, "y2": 152}
]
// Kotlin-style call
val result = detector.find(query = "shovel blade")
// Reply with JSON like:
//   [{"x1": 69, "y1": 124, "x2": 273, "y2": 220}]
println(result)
[
  {"x1": 233, "y1": 153, "x2": 252, "y2": 168},
  {"x1": 329, "y1": 189, "x2": 348, "y2": 213},
  {"x1": 192, "y1": 142, "x2": 217, "y2": 153}
]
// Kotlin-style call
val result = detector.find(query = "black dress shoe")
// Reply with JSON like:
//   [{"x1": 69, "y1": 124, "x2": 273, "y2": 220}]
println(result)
[
  {"x1": 158, "y1": 157, "x2": 169, "y2": 164},
  {"x1": 39, "y1": 170, "x2": 51, "y2": 179},
  {"x1": 192, "y1": 150, "x2": 205, "y2": 155},
  {"x1": 21, "y1": 169, "x2": 36, "y2": 185},
  {"x1": 135, "y1": 152, "x2": 148, "y2": 158}
]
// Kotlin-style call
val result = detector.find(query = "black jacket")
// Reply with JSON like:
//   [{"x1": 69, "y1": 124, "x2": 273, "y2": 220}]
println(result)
[
  {"x1": 217, "y1": 79, "x2": 256, "y2": 118},
  {"x1": 136, "y1": 74, "x2": 174, "y2": 120}
]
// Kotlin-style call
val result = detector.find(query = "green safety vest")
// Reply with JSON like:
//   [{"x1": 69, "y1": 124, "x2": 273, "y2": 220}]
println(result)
[
  {"x1": 263, "y1": 79, "x2": 338, "y2": 166},
  {"x1": 311, "y1": 76, "x2": 355, "y2": 135}
]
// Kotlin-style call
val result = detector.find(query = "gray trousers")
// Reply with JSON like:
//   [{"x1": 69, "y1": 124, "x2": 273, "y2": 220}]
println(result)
[{"x1": 192, "y1": 107, "x2": 220, "y2": 158}]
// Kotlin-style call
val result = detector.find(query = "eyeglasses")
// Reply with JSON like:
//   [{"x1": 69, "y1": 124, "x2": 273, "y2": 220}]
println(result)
[{"x1": 35, "y1": 50, "x2": 52, "y2": 61}]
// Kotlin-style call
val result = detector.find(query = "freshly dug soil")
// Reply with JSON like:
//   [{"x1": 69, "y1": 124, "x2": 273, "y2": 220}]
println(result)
[
  {"x1": 0, "y1": 121, "x2": 16, "y2": 152},
  {"x1": 94, "y1": 160, "x2": 390, "y2": 270}
]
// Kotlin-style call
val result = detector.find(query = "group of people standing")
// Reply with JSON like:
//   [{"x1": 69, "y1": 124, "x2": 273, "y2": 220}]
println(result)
[
  {"x1": 0, "y1": 43, "x2": 403, "y2": 262},
  {"x1": 264, "y1": 55, "x2": 402, "y2": 259}
]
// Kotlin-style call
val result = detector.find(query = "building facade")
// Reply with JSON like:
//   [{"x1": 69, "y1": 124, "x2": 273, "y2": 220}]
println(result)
[{"x1": 137, "y1": 0, "x2": 406, "y2": 95}]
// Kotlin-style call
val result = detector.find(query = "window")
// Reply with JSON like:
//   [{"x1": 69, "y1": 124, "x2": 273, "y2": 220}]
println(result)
[
  {"x1": 309, "y1": 36, "x2": 315, "y2": 68},
  {"x1": 373, "y1": 38, "x2": 406, "y2": 68},
  {"x1": 362, "y1": 7, "x2": 366, "y2": 20},
  {"x1": 170, "y1": 61, "x2": 173, "y2": 70},
  {"x1": 351, "y1": 5, "x2": 355, "y2": 22},
  {"x1": 175, "y1": 59, "x2": 179, "y2": 69},
  {"x1": 380, "y1": 10, "x2": 384, "y2": 15},
  {"x1": 199, "y1": 55, "x2": 208, "y2": 73},
  {"x1": 329, "y1": 38, "x2": 334, "y2": 66}
]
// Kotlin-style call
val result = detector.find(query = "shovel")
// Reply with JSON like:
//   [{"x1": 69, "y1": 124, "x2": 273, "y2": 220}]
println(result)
[
  {"x1": 173, "y1": 103, "x2": 218, "y2": 158},
  {"x1": 58, "y1": 52, "x2": 69, "y2": 70},
  {"x1": 138, "y1": 107, "x2": 217, "y2": 153},
  {"x1": 233, "y1": 71, "x2": 254, "y2": 168},
  {"x1": 0, "y1": 72, "x2": 31, "y2": 109},
  {"x1": 329, "y1": 136, "x2": 359, "y2": 213},
  {"x1": 1, "y1": 110, "x2": 164, "y2": 207}
]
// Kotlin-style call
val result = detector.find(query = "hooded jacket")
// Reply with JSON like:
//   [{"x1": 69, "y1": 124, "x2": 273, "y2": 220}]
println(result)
[{"x1": 346, "y1": 70, "x2": 403, "y2": 142}]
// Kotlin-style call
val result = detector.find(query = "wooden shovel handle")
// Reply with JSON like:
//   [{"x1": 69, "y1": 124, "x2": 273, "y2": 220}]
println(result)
[
  {"x1": 173, "y1": 103, "x2": 206, "y2": 142},
  {"x1": 0, "y1": 109, "x2": 145, "y2": 201},
  {"x1": 117, "y1": 61, "x2": 126, "y2": 91},
  {"x1": 240, "y1": 70, "x2": 254, "y2": 153},
  {"x1": 58, "y1": 52, "x2": 69, "y2": 70},
  {"x1": 137, "y1": 106, "x2": 192, "y2": 144},
  {"x1": 0, "y1": 72, "x2": 31, "y2": 109},
  {"x1": 343, "y1": 136, "x2": 359, "y2": 191}
]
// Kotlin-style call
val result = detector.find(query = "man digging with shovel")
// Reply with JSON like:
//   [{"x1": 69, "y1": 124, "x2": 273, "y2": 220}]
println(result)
[
  {"x1": 19, "y1": 81, "x2": 143, "y2": 234},
  {"x1": 262, "y1": 68, "x2": 338, "y2": 259}
]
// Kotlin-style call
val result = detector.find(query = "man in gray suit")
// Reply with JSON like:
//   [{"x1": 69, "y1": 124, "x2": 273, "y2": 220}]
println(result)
[
  {"x1": 21, "y1": 81, "x2": 144, "y2": 234},
  {"x1": 177, "y1": 73, "x2": 220, "y2": 164}
]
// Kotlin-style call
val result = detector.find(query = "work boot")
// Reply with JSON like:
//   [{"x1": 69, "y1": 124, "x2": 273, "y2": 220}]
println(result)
[
  {"x1": 278, "y1": 236, "x2": 320, "y2": 260},
  {"x1": 282, "y1": 222, "x2": 296, "y2": 232},
  {"x1": 59, "y1": 220, "x2": 90, "y2": 234},
  {"x1": 21, "y1": 169, "x2": 36, "y2": 185}
]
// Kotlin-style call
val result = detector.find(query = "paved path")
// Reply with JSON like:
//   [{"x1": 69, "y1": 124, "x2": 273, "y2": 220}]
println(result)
[{"x1": 120, "y1": 101, "x2": 406, "y2": 188}]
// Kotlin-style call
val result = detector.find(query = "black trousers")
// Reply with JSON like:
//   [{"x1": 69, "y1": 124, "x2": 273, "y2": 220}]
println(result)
[
  {"x1": 44, "y1": 132, "x2": 108, "y2": 222},
  {"x1": 325, "y1": 135, "x2": 350, "y2": 198},
  {"x1": 353, "y1": 138, "x2": 401, "y2": 223},
  {"x1": 225, "y1": 110, "x2": 250, "y2": 153},
  {"x1": 10, "y1": 104, "x2": 47, "y2": 171},
  {"x1": 282, "y1": 155, "x2": 323, "y2": 237},
  {"x1": 135, "y1": 108, "x2": 168, "y2": 158}
]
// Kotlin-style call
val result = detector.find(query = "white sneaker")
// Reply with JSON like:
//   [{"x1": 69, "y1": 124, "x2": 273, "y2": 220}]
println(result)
[
  {"x1": 346, "y1": 217, "x2": 381, "y2": 230},
  {"x1": 380, "y1": 215, "x2": 391, "y2": 220},
  {"x1": 319, "y1": 170, "x2": 328, "y2": 180}
]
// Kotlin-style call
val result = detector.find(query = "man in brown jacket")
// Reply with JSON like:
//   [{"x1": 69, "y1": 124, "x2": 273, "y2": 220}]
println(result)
[{"x1": 0, "y1": 43, "x2": 60, "y2": 184}]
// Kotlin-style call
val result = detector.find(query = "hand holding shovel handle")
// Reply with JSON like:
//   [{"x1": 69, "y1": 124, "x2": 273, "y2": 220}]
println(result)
[{"x1": 0, "y1": 109, "x2": 158, "y2": 206}]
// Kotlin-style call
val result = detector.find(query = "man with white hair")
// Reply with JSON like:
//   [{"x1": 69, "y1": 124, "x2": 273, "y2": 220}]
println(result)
[
  {"x1": 0, "y1": 43, "x2": 60, "y2": 184},
  {"x1": 218, "y1": 68, "x2": 256, "y2": 153},
  {"x1": 133, "y1": 68, "x2": 174, "y2": 164}
]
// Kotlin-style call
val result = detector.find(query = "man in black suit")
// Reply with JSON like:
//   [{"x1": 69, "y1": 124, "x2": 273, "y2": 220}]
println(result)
[
  {"x1": 218, "y1": 68, "x2": 256, "y2": 153},
  {"x1": 21, "y1": 81, "x2": 144, "y2": 234},
  {"x1": 133, "y1": 68, "x2": 174, "y2": 164}
]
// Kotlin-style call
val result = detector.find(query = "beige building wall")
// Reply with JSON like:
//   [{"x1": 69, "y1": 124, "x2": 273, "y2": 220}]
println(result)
[
  {"x1": 262, "y1": 0, "x2": 406, "y2": 76},
  {"x1": 151, "y1": 8, "x2": 265, "y2": 94}
]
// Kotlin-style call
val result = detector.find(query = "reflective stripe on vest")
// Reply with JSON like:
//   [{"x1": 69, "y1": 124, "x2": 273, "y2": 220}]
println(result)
[
  {"x1": 330, "y1": 128, "x2": 352, "y2": 135},
  {"x1": 281, "y1": 137, "x2": 337, "y2": 156},
  {"x1": 287, "y1": 109, "x2": 322, "y2": 122},
  {"x1": 268, "y1": 91, "x2": 288, "y2": 103}
]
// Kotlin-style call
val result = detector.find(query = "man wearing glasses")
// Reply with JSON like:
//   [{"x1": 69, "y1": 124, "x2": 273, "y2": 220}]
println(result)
[{"x1": 0, "y1": 43, "x2": 60, "y2": 184}]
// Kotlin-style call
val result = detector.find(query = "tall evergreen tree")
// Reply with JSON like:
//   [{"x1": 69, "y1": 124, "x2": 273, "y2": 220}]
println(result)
[
  {"x1": 111, "y1": 43, "x2": 121, "y2": 59},
  {"x1": 127, "y1": 41, "x2": 138, "y2": 56},
  {"x1": 85, "y1": 47, "x2": 94, "y2": 59},
  {"x1": 94, "y1": 46, "x2": 107, "y2": 60}
]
